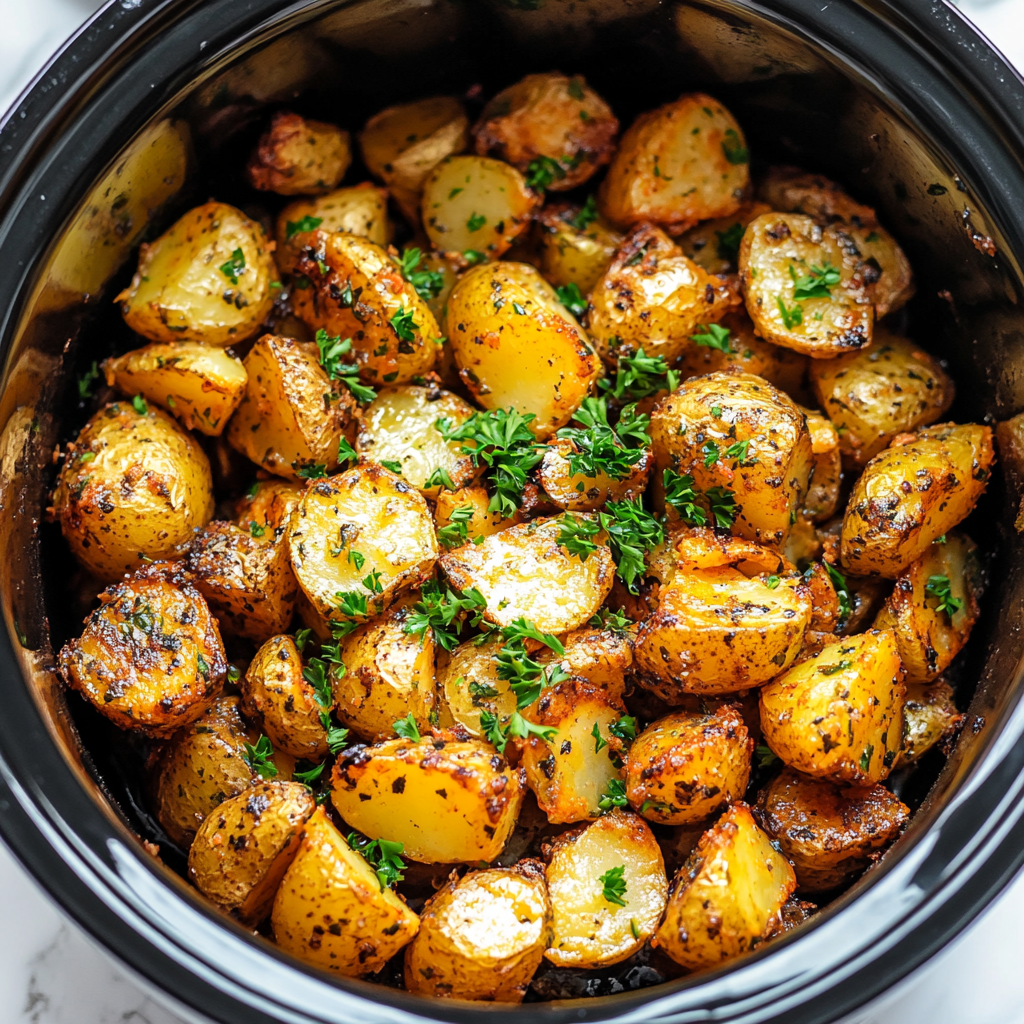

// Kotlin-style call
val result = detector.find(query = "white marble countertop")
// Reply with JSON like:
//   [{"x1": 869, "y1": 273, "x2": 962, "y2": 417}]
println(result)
[{"x1": 4, "y1": 1, "x2": 1024, "y2": 1021}]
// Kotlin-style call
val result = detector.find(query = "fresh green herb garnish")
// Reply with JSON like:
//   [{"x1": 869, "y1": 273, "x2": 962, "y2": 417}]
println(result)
[
  {"x1": 777, "y1": 296, "x2": 803, "y2": 329},
  {"x1": 715, "y1": 222, "x2": 745, "y2": 263},
  {"x1": 347, "y1": 833, "x2": 406, "y2": 891},
  {"x1": 721, "y1": 128, "x2": 748, "y2": 165},
  {"x1": 394, "y1": 247, "x2": 444, "y2": 301},
  {"x1": 526, "y1": 155, "x2": 567, "y2": 191},
  {"x1": 293, "y1": 628, "x2": 312, "y2": 653},
  {"x1": 822, "y1": 561, "x2": 852, "y2": 626},
  {"x1": 765, "y1": 575, "x2": 781, "y2": 590},
  {"x1": 725, "y1": 439, "x2": 754, "y2": 465},
  {"x1": 599, "y1": 498, "x2": 664, "y2": 593},
  {"x1": 393, "y1": 713, "x2": 421, "y2": 741},
  {"x1": 592, "y1": 721, "x2": 608, "y2": 753},
  {"x1": 557, "y1": 513, "x2": 601, "y2": 561},
  {"x1": 77, "y1": 362, "x2": 101, "y2": 399},
  {"x1": 302, "y1": 657, "x2": 334, "y2": 709},
  {"x1": 338, "y1": 437, "x2": 358, "y2": 465},
  {"x1": 663, "y1": 469, "x2": 707, "y2": 527},
  {"x1": 196, "y1": 652, "x2": 210, "y2": 678},
  {"x1": 702, "y1": 440, "x2": 720, "y2": 468},
  {"x1": 600, "y1": 349, "x2": 679, "y2": 402},
  {"x1": 315, "y1": 329, "x2": 377, "y2": 403},
  {"x1": 495, "y1": 618, "x2": 567, "y2": 709},
  {"x1": 556, "y1": 397, "x2": 650, "y2": 482},
  {"x1": 790, "y1": 261, "x2": 841, "y2": 300},
  {"x1": 293, "y1": 761, "x2": 326, "y2": 787},
  {"x1": 926, "y1": 574, "x2": 963, "y2": 618},
  {"x1": 219, "y1": 247, "x2": 246, "y2": 285},
  {"x1": 131, "y1": 394, "x2": 148, "y2": 415},
  {"x1": 389, "y1": 306, "x2": 419, "y2": 343},
  {"x1": 756, "y1": 744, "x2": 779, "y2": 769},
  {"x1": 859, "y1": 745, "x2": 874, "y2": 772},
  {"x1": 555, "y1": 282, "x2": 588, "y2": 318},
  {"x1": 285, "y1": 215, "x2": 322, "y2": 239},
  {"x1": 479, "y1": 709, "x2": 557, "y2": 754},
  {"x1": 819, "y1": 660, "x2": 852, "y2": 676},
  {"x1": 589, "y1": 607, "x2": 633, "y2": 631},
  {"x1": 691, "y1": 322, "x2": 732, "y2": 352},
  {"x1": 294, "y1": 461, "x2": 327, "y2": 480},
  {"x1": 437, "y1": 505, "x2": 475, "y2": 550},
  {"x1": 243, "y1": 735, "x2": 278, "y2": 779},
  {"x1": 599, "y1": 865, "x2": 628, "y2": 907},
  {"x1": 609, "y1": 715, "x2": 637, "y2": 744},
  {"x1": 568, "y1": 195, "x2": 598, "y2": 231},
  {"x1": 598, "y1": 777, "x2": 629, "y2": 812},
  {"x1": 706, "y1": 486, "x2": 739, "y2": 528},
  {"x1": 320, "y1": 711, "x2": 349, "y2": 755},
  {"x1": 402, "y1": 579, "x2": 487, "y2": 651},
  {"x1": 249, "y1": 521, "x2": 266, "y2": 538},
  {"x1": 380, "y1": 459, "x2": 403, "y2": 474}
]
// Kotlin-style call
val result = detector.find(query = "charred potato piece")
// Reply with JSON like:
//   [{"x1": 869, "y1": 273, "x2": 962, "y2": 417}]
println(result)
[
  {"x1": 544, "y1": 810, "x2": 667, "y2": 968},
  {"x1": 537, "y1": 627, "x2": 633, "y2": 699},
  {"x1": 760, "y1": 629, "x2": 905, "y2": 784},
  {"x1": 473, "y1": 73, "x2": 618, "y2": 191},
  {"x1": 188, "y1": 781, "x2": 315, "y2": 924},
  {"x1": 436, "y1": 636, "x2": 515, "y2": 739},
  {"x1": 434, "y1": 485, "x2": 524, "y2": 547},
  {"x1": 654, "y1": 803, "x2": 796, "y2": 971},
  {"x1": 234, "y1": 480, "x2": 303, "y2": 533},
  {"x1": 53, "y1": 402, "x2": 214, "y2": 581},
  {"x1": 247, "y1": 112, "x2": 351, "y2": 196},
  {"x1": 625, "y1": 705, "x2": 753, "y2": 825},
  {"x1": 598, "y1": 93, "x2": 749, "y2": 233},
  {"x1": 117, "y1": 201, "x2": 279, "y2": 346},
  {"x1": 446, "y1": 262, "x2": 600, "y2": 436},
  {"x1": 756, "y1": 767, "x2": 909, "y2": 893},
  {"x1": 588, "y1": 223, "x2": 737, "y2": 365},
  {"x1": 271, "y1": 807, "x2": 419, "y2": 975},
  {"x1": 897, "y1": 679, "x2": 962, "y2": 766},
  {"x1": 677, "y1": 200, "x2": 772, "y2": 275},
  {"x1": 539, "y1": 438, "x2": 651, "y2": 512},
  {"x1": 810, "y1": 330, "x2": 955, "y2": 465},
  {"x1": 331, "y1": 737, "x2": 525, "y2": 864},
  {"x1": 758, "y1": 167, "x2": 878, "y2": 226},
  {"x1": 405, "y1": 861, "x2": 552, "y2": 1002},
  {"x1": 840, "y1": 423, "x2": 995, "y2": 578},
  {"x1": 440, "y1": 515, "x2": 615, "y2": 635},
  {"x1": 536, "y1": 200, "x2": 624, "y2": 293},
  {"x1": 226, "y1": 334, "x2": 358, "y2": 482},
  {"x1": 801, "y1": 407, "x2": 842, "y2": 522}
]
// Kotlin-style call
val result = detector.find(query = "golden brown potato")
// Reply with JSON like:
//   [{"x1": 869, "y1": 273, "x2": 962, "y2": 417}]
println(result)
[
  {"x1": 598, "y1": 93, "x2": 749, "y2": 233},
  {"x1": 234, "y1": 480, "x2": 303, "y2": 534},
  {"x1": 840, "y1": 423, "x2": 995, "y2": 578},
  {"x1": 537, "y1": 627, "x2": 633, "y2": 700},
  {"x1": 625, "y1": 705, "x2": 753, "y2": 825},
  {"x1": 677, "y1": 200, "x2": 772, "y2": 275},
  {"x1": 241, "y1": 635, "x2": 329, "y2": 760},
  {"x1": 647, "y1": 524, "x2": 786, "y2": 585},
  {"x1": 473, "y1": 73, "x2": 618, "y2": 191},
  {"x1": 654, "y1": 803, "x2": 796, "y2": 971},
  {"x1": 809, "y1": 330, "x2": 955, "y2": 465},
  {"x1": 360, "y1": 97, "x2": 469, "y2": 222},
  {"x1": 756, "y1": 767, "x2": 909, "y2": 893},
  {"x1": 536, "y1": 200, "x2": 624, "y2": 293},
  {"x1": 760, "y1": 629, "x2": 905, "y2": 785},
  {"x1": 404, "y1": 861, "x2": 552, "y2": 1002},
  {"x1": 896, "y1": 679, "x2": 962, "y2": 766},
  {"x1": 188, "y1": 781, "x2": 315, "y2": 924},
  {"x1": 58, "y1": 563, "x2": 225, "y2": 738},
  {"x1": 801, "y1": 406, "x2": 842, "y2": 522},
  {"x1": 292, "y1": 232, "x2": 442, "y2": 385},
  {"x1": 225, "y1": 334, "x2": 358, "y2": 482},
  {"x1": 53, "y1": 402, "x2": 214, "y2": 581},
  {"x1": 446, "y1": 262, "x2": 600, "y2": 436},
  {"x1": 436, "y1": 636, "x2": 515, "y2": 739},
  {"x1": 440, "y1": 515, "x2": 615, "y2": 635},
  {"x1": 103, "y1": 342, "x2": 247, "y2": 436},
  {"x1": 356, "y1": 385, "x2": 478, "y2": 496},
  {"x1": 538, "y1": 438, "x2": 651, "y2": 512},
  {"x1": 286, "y1": 464, "x2": 438, "y2": 631},
  {"x1": 544, "y1": 810, "x2": 667, "y2": 968},
  {"x1": 271, "y1": 807, "x2": 419, "y2": 976},
  {"x1": 331, "y1": 737, "x2": 525, "y2": 864},
  {"x1": 247, "y1": 112, "x2": 351, "y2": 196},
  {"x1": 117, "y1": 201, "x2": 279, "y2": 346},
  {"x1": 434, "y1": 485, "x2": 525, "y2": 548},
  {"x1": 873, "y1": 532, "x2": 982, "y2": 683},
  {"x1": 588, "y1": 223, "x2": 737, "y2": 365},
  {"x1": 758, "y1": 167, "x2": 877, "y2": 226},
  {"x1": 649, "y1": 371, "x2": 814, "y2": 548}
]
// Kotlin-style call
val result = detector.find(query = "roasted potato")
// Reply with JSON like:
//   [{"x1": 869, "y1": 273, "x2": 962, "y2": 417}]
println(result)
[
  {"x1": 537, "y1": 626, "x2": 633, "y2": 699},
  {"x1": 654, "y1": 803, "x2": 796, "y2": 970},
  {"x1": 435, "y1": 485, "x2": 525, "y2": 547},
  {"x1": 800, "y1": 407, "x2": 842, "y2": 522},
  {"x1": 897, "y1": 679, "x2": 962, "y2": 766},
  {"x1": 58, "y1": 563, "x2": 226, "y2": 737},
  {"x1": 677, "y1": 200, "x2": 772, "y2": 275},
  {"x1": 247, "y1": 112, "x2": 351, "y2": 195},
  {"x1": 473, "y1": 73, "x2": 618, "y2": 191},
  {"x1": 536, "y1": 200, "x2": 624, "y2": 293},
  {"x1": 421, "y1": 155, "x2": 540, "y2": 258},
  {"x1": 405, "y1": 861, "x2": 552, "y2": 1002},
  {"x1": 598, "y1": 93, "x2": 749, "y2": 233},
  {"x1": 271, "y1": 807, "x2": 419, "y2": 975},
  {"x1": 103, "y1": 342, "x2": 247, "y2": 436},
  {"x1": 760, "y1": 629, "x2": 905, "y2": 784},
  {"x1": 188, "y1": 781, "x2": 315, "y2": 924},
  {"x1": 446, "y1": 262, "x2": 600, "y2": 436},
  {"x1": 440, "y1": 515, "x2": 615, "y2": 635},
  {"x1": 758, "y1": 167, "x2": 877, "y2": 226},
  {"x1": 810, "y1": 330, "x2": 955, "y2": 465},
  {"x1": 331, "y1": 737, "x2": 525, "y2": 863},
  {"x1": 225, "y1": 334, "x2": 358, "y2": 482},
  {"x1": 538, "y1": 438, "x2": 651, "y2": 512},
  {"x1": 755, "y1": 767, "x2": 909, "y2": 893},
  {"x1": 117, "y1": 201, "x2": 279, "y2": 346},
  {"x1": 234, "y1": 479, "x2": 303, "y2": 534},
  {"x1": 356, "y1": 385, "x2": 478, "y2": 496},
  {"x1": 625, "y1": 705, "x2": 753, "y2": 825},
  {"x1": 647, "y1": 524, "x2": 786, "y2": 585},
  {"x1": 292, "y1": 232, "x2": 442, "y2": 384},
  {"x1": 53, "y1": 401, "x2": 215, "y2": 581},
  {"x1": 436, "y1": 636, "x2": 515, "y2": 739},
  {"x1": 840, "y1": 423, "x2": 995, "y2": 578},
  {"x1": 588, "y1": 223, "x2": 737, "y2": 365},
  {"x1": 544, "y1": 810, "x2": 667, "y2": 968}
]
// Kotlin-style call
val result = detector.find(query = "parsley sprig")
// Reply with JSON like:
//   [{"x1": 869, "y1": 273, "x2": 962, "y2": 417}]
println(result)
[
  {"x1": 495, "y1": 618, "x2": 567, "y2": 708},
  {"x1": 243, "y1": 735, "x2": 278, "y2": 779},
  {"x1": 822, "y1": 560, "x2": 852, "y2": 626},
  {"x1": 480, "y1": 709, "x2": 557, "y2": 753},
  {"x1": 394, "y1": 247, "x2": 444, "y2": 301},
  {"x1": 790, "y1": 261, "x2": 841, "y2": 300},
  {"x1": 556, "y1": 397, "x2": 650, "y2": 482},
  {"x1": 926, "y1": 574, "x2": 963, "y2": 619},
  {"x1": 691, "y1": 322, "x2": 731, "y2": 352},
  {"x1": 555, "y1": 282, "x2": 588, "y2": 318},
  {"x1": 285, "y1": 215, "x2": 322, "y2": 240},
  {"x1": 599, "y1": 498, "x2": 664, "y2": 593},
  {"x1": 663, "y1": 469, "x2": 706, "y2": 526},
  {"x1": 346, "y1": 832, "x2": 406, "y2": 891},
  {"x1": 402, "y1": 579, "x2": 487, "y2": 651},
  {"x1": 599, "y1": 865, "x2": 628, "y2": 907},
  {"x1": 437, "y1": 505, "x2": 475, "y2": 550},
  {"x1": 569, "y1": 195, "x2": 599, "y2": 231},
  {"x1": 219, "y1": 247, "x2": 246, "y2": 285},
  {"x1": 315, "y1": 329, "x2": 377, "y2": 403},
  {"x1": 526, "y1": 155, "x2": 568, "y2": 190},
  {"x1": 598, "y1": 777, "x2": 629, "y2": 811},
  {"x1": 600, "y1": 349, "x2": 680, "y2": 403}
]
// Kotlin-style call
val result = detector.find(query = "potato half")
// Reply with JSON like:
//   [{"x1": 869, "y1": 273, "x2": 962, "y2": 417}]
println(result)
[
  {"x1": 536, "y1": 200, "x2": 623, "y2": 293},
  {"x1": 677, "y1": 200, "x2": 772, "y2": 275},
  {"x1": 247, "y1": 111, "x2": 351, "y2": 195},
  {"x1": 436, "y1": 636, "x2": 515, "y2": 740},
  {"x1": 434, "y1": 485, "x2": 524, "y2": 546},
  {"x1": 537, "y1": 626, "x2": 633, "y2": 700}
]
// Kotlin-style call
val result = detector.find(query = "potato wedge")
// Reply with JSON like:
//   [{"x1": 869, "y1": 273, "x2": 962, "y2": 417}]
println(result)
[
  {"x1": 544, "y1": 810, "x2": 667, "y2": 968},
  {"x1": 677, "y1": 200, "x2": 772, "y2": 275},
  {"x1": 271, "y1": 807, "x2": 419, "y2": 975},
  {"x1": 331, "y1": 737, "x2": 525, "y2": 863},
  {"x1": 801, "y1": 407, "x2": 842, "y2": 522},
  {"x1": 647, "y1": 524, "x2": 787, "y2": 585},
  {"x1": 760, "y1": 629, "x2": 905, "y2": 784},
  {"x1": 234, "y1": 480, "x2": 303, "y2": 534},
  {"x1": 598, "y1": 93, "x2": 749, "y2": 233},
  {"x1": 538, "y1": 438, "x2": 651, "y2": 512},
  {"x1": 537, "y1": 626, "x2": 633, "y2": 700},
  {"x1": 536, "y1": 200, "x2": 624, "y2": 293},
  {"x1": 436, "y1": 636, "x2": 515, "y2": 739},
  {"x1": 405, "y1": 861, "x2": 552, "y2": 1002},
  {"x1": 625, "y1": 705, "x2": 753, "y2": 825},
  {"x1": 446, "y1": 261, "x2": 600, "y2": 436},
  {"x1": 435, "y1": 485, "x2": 525, "y2": 547},
  {"x1": 188, "y1": 781, "x2": 315, "y2": 924},
  {"x1": 440, "y1": 515, "x2": 615, "y2": 635},
  {"x1": 756, "y1": 767, "x2": 908, "y2": 893},
  {"x1": 897, "y1": 679, "x2": 962, "y2": 766},
  {"x1": 247, "y1": 111, "x2": 351, "y2": 195},
  {"x1": 840, "y1": 423, "x2": 995, "y2": 578},
  {"x1": 116, "y1": 201, "x2": 279, "y2": 346},
  {"x1": 654, "y1": 803, "x2": 796, "y2": 970}
]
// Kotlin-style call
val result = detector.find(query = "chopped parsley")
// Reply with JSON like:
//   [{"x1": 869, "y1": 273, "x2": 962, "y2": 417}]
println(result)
[
  {"x1": 131, "y1": 394, "x2": 148, "y2": 415},
  {"x1": 755, "y1": 744, "x2": 779, "y2": 769},
  {"x1": 777, "y1": 296, "x2": 803, "y2": 329},
  {"x1": 664, "y1": 469, "x2": 706, "y2": 527},
  {"x1": 925, "y1": 574, "x2": 963, "y2": 619},
  {"x1": 285, "y1": 215, "x2": 322, "y2": 239},
  {"x1": 77, "y1": 362, "x2": 101, "y2": 399},
  {"x1": 568, "y1": 195, "x2": 598, "y2": 231},
  {"x1": 380, "y1": 459, "x2": 403, "y2": 474},
  {"x1": 609, "y1": 715, "x2": 637, "y2": 744},
  {"x1": 706, "y1": 486, "x2": 739, "y2": 528},
  {"x1": 389, "y1": 306, "x2": 419, "y2": 343},
  {"x1": 765, "y1": 575, "x2": 781, "y2": 590},
  {"x1": 249, "y1": 521, "x2": 266, "y2": 538},
  {"x1": 347, "y1": 833, "x2": 405, "y2": 891},
  {"x1": 437, "y1": 505, "x2": 475, "y2": 549},
  {"x1": 589, "y1": 607, "x2": 633, "y2": 631},
  {"x1": 599, "y1": 865, "x2": 628, "y2": 907},
  {"x1": 219, "y1": 247, "x2": 246, "y2": 285},
  {"x1": 715, "y1": 222, "x2": 745, "y2": 263},
  {"x1": 600, "y1": 349, "x2": 680, "y2": 402},
  {"x1": 402, "y1": 579, "x2": 487, "y2": 651},
  {"x1": 555, "y1": 282, "x2": 588, "y2": 318},
  {"x1": 556, "y1": 397, "x2": 650, "y2": 482},
  {"x1": 320, "y1": 711, "x2": 349, "y2": 755},
  {"x1": 790, "y1": 261, "x2": 841, "y2": 300},
  {"x1": 394, "y1": 247, "x2": 444, "y2": 301},
  {"x1": 822, "y1": 561, "x2": 852, "y2": 626},
  {"x1": 592, "y1": 721, "x2": 608, "y2": 753},
  {"x1": 466, "y1": 212, "x2": 487, "y2": 232},
  {"x1": 598, "y1": 777, "x2": 629, "y2": 811},
  {"x1": 302, "y1": 657, "x2": 333, "y2": 709},
  {"x1": 243, "y1": 735, "x2": 278, "y2": 779},
  {"x1": 526, "y1": 155, "x2": 567, "y2": 191},
  {"x1": 599, "y1": 498, "x2": 664, "y2": 593},
  {"x1": 691, "y1": 322, "x2": 732, "y2": 352},
  {"x1": 721, "y1": 128, "x2": 748, "y2": 165},
  {"x1": 294, "y1": 461, "x2": 327, "y2": 480},
  {"x1": 315, "y1": 329, "x2": 377, "y2": 403},
  {"x1": 480, "y1": 709, "x2": 557, "y2": 753},
  {"x1": 293, "y1": 628, "x2": 312, "y2": 653},
  {"x1": 557, "y1": 513, "x2": 601, "y2": 561},
  {"x1": 496, "y1": 617, "x2": 567, "y2": 709},
  {"x1": 393, "y1": 713, "x2": 421, "y2": 741}
]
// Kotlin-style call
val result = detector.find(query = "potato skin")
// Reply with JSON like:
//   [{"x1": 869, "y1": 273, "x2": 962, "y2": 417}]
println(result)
[
  {"x1": 117, "y1": 202, "x2": 278, "y2": 346},
  {"x1": 625, "y1": 705, "x2": 753, "y2": 825},
  {"x1": 234, "y1": 479, "x2": 302, "y2": 534},
  {"x1": 539, "y1": 438, "x2": 651, "y2": 512},
  {"x1": 188, "y1": 781, "x2": 315, "y2": 924},
  {"x1": 537, "y1": 627, "x2": 633, "y2": 700},
  {"x1": 760, "y1": 629, "x2": 905, "y2": 785},
  {"x1": 331, "y1": 738, "x2": 525, "y2": 864},
  {"x1": 897, "y1": 679, "x2": 962, "y2": 766},
  {"x1": 756, "y1": 767, "x2": 908, "y2": 893},
  {"x1": 53, "y1": 402, "x2": 214, "y2": 581},
  {"x1": 677, "y1": 200, "x2": 772, "y2": 275},
  {"x1": 404, "y1": 861, "x2": 552, "y2": 1001},
  {"x1": 598, "y1": 93, "x2": 749, "y2": 233},
  {"x1": 58, "y1": 563, "x2": 225, "y2": 738},
  {"x1": 247, "y1": 112, "x2": 351, "y2": 195},
  {"x1": 840, "y1": 423, "x2": 995, "y2": 578},
  {"x1": 271, "y1": 807, "x2": 419, "y2": 976},
  {"x1": 758, "y1": 167, "x2": 877, "y2": 226},
  {"x1": 801, "y1": 407, "x2": 842, "y2": 522},
  {"x1": 536, "y1": 200, "x2": 623, "y2": 293},
  {"x1": 436, "y1": 636, "x2": 515, "y2": 739},
  {"x1": 647, "y1": 524, "x2": 787, "y2": 585}
]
